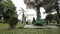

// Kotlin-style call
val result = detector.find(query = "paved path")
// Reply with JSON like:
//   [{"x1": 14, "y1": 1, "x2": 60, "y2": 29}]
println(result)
[{"x1": 24, "y1": 25, "x2": 59, "y2": 29}]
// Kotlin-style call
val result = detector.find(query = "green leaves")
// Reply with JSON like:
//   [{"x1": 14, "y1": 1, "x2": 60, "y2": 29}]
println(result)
[
  {"x1": 46, "y1": 14, "x2": 54, "y2": 22},
  {"x1": 0, "y1": 0, "x2": 17, "y2": 23}
]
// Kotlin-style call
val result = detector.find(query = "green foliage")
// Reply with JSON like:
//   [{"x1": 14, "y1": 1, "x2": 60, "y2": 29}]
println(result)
[
  {"x1": 0, "y1": 2, "x2": 5, "y2": 12},
  {"x1": 0, "y1": 2, "x2": 4, "y2": 7},
  {"x1": 5, "y1": 0, "x2": 16, "y2": 16},
  {"x1": 53, "y1": 13, "x2": 57, "y2": 21},
  {"x1": 9, "y1": 17, "x2": 18, "y2": 28},
  {"x1": 0, "y1": 0, "x2": 17, "y2": 23},
  {"x1": 44, "y1": 0, "x2": 60, "y2": 24},
  {"x1": 0, "y1": 0, "x2": 18, "y2": 28},
  {"x1": 46, "y1": 14, "x2": 54, "y2": 22},
  {"x1": 6, "y1": 0, "x2": 16, "y2": 12},
  {"x1": 24, "y1": 0, "x2": 43, "y2": 20}
]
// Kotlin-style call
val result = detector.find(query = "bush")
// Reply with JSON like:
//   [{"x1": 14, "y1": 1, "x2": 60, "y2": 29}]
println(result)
[{"x1": 9, "y1": 17, "x2": 18, "y2": 29}]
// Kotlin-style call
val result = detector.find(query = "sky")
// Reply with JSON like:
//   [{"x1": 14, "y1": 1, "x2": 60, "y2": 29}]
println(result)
[{"x1": 11, "y1": 0, "x2": 46, "y2": 21}]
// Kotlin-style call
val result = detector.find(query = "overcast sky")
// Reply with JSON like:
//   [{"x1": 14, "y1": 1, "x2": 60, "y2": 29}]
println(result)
[{"x1": 11, "y1": 0, "x2": 46, "y2": 21}]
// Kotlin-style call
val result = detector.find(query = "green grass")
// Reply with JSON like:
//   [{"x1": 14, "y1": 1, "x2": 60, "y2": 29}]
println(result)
[
  {"x1": 0, "y1": 23, "x2": 60, "y2": 34},
  {"x1": 0, "y1": 29, "x2": 60, "y2": 34}
]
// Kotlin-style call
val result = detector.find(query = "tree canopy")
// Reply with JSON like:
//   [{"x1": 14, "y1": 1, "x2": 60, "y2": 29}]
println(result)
[
  {"x1": 0, "y1": 0, "x2": 18, "y2": 29},
  {"x1": 24, "y1": 0, "x2": 44, "y2": 20},
  {"x1": 0, "y1": 0, "x2": 18, "y2": 23},
  {"x1": 46, "y1": 14, "x2": 54, "y2": 22}
]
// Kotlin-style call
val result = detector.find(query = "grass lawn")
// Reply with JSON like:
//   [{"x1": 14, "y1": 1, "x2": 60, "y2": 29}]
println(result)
[{"x1": 0, "y1": 23, "x2": 60, "y2": 34}]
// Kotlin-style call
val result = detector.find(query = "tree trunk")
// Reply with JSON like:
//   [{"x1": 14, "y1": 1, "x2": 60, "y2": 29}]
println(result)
[
  {"x1": 36, "y1": 7, "x2": 41, "y2": 20},
  {"x1": 56, "y1": 9, "x2": 60, "y2": 24},
  {"x1": 55, "y1": 1, "x2": 60, "y2": 24}
]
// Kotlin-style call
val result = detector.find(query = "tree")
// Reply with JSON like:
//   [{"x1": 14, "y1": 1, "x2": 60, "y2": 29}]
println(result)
[
  {"x1": 24, "y1": 0, "x2": 57, "y2": 25},
  {"x1": 0, "y1": 0, "x2": 17, "y2": 22},
  {"x1": 0, "y1": 1, "x2": 5, "y2": 22},
  {"x1": 0, "y1": 0, "x2": 18, "y2": 29},
  {"x1": 9, "y1": 17, "x2": 18, "y2": 29},
  {"x1": 53, "y1": 1, "x2": 60, "y2": 24},
  {"x1": 24, "y1": 0, "x2": 44, "y2": 20},
  {"x1": 53, "y1": 13, "x2": 58, "y2": 23},
  {"x1": 24, "y1": 0, "x2": 60, "y2": 24},
  {"x1": 43, "y1": 0, "x2": 60, "y2": 24},
  {"x1": 46, "y1": 14, "x2": 54, "y2": 24}
]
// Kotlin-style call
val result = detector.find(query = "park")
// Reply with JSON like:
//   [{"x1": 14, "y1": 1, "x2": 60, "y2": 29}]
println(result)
[{"x1": 0, "y1": 0, "x2": 60, "y2": 34}]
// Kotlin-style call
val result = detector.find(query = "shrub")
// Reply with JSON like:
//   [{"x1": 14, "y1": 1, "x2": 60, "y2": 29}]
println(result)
[{"x1": 9, "y1": 17, "x2": 18, "y2": 29}]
